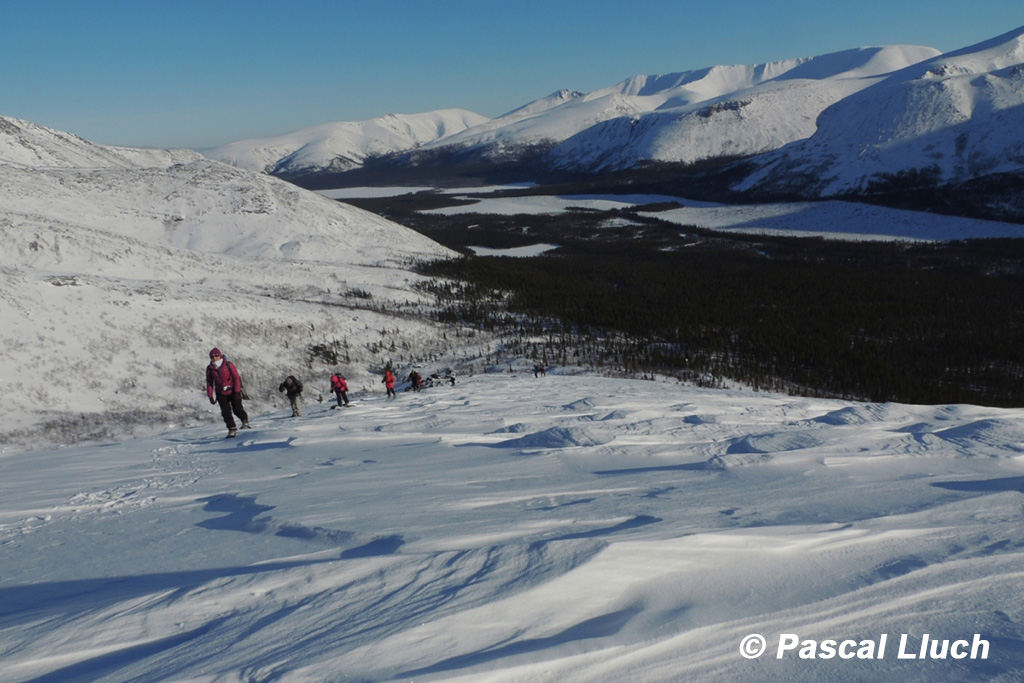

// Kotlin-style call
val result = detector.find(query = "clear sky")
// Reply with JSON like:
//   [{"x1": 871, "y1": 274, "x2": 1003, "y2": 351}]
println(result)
[{"x1": 3, "y1": 0, "x2": 1022, "y2": 150}]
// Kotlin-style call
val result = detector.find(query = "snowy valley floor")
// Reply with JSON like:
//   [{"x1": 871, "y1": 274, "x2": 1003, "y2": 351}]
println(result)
[{"x1": 3, "y1": 372, "x2": 1024, "y2": 682}]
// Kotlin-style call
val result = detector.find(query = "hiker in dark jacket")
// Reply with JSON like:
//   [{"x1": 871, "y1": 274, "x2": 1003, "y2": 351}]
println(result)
[
  {"x1": 206, "y1": 347, "x2": 250, "y2": 437},
  {"x1": 279, "y1": 375, "x2": 304, "y2": 417}
]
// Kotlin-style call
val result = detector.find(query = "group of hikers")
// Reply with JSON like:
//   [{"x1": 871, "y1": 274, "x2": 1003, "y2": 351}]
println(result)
[{"x1": 205, "y1": 347, "x2": 453, "y2": 438}]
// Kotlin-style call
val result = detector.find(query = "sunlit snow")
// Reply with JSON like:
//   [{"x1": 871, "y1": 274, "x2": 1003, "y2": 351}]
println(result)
[{"x1": 3, "y1": 372, "x2": 1024, "y2": 681}]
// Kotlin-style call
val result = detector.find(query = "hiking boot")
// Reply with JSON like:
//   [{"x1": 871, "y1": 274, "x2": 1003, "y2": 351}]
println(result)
[
  {"x1": 227, "y1": 428, "x2": 237, "y2": 438},
  {"x1": 241, "y1": 422, "x2": 251, "y2": 429}
]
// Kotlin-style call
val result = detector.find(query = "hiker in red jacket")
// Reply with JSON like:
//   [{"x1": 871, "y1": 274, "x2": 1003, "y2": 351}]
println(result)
[
  {"x1": 330, "y1": 372, "x2": 349, "y2": 408},
  {"x1": 382, "y1": 369, "x2": 396, "y2": 399},
  {"x1": 206, "y1": 347, "x2": 250, "y2": 437}
]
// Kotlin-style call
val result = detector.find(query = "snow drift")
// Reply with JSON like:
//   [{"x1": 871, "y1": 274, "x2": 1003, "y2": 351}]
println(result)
[{"x1": 2, "y1": 373, "x2": 1023, "y2": 681}]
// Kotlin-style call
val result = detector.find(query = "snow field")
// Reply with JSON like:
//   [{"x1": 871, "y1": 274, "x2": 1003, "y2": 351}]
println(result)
[{"x1": 2, "y1": 373, "x2": 1024, "y2": 681}]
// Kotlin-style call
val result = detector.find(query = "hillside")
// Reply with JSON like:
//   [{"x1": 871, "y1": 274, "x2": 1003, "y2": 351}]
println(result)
[
  {"x1": 3, "y1": 372, "x2": 1024, "y2": 680},
  {"x1": 0, "y1": 115, "x2": 461, "y2": 451}
]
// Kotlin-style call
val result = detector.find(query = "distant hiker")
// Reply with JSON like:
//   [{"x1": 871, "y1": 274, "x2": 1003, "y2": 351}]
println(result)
[
  {"x1": 279, "y1": 375, "x2": 304, "y2": 417},
  {"x1": 533, "y1": 364, "x2": 546, "y2": 378},
  {"x1": 408, "y1": 370, "x2": 423, "y2": 392},
  {"x1": 330, "y1": 372, "x2": 350, "y2": 408},
  {"x1": 206, "y1": 347, "x2": 250, "y2": 438},
  {"x1": 382, "y1": 369, "x2": 396, "y2": 399}
]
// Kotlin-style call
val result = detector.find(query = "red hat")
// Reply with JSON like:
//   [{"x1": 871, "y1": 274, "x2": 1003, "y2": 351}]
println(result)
[{"x1": 210, "y1": 347, "x2": 222, "y2": 358}]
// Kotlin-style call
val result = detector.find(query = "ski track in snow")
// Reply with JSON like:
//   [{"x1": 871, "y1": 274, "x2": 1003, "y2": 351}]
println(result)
[{"x1": 2, "y1": 373, "x2": 1024, "y2": 681}]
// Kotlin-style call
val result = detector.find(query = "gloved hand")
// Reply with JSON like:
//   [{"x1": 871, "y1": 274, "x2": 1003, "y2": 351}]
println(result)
[{"x1": 210, "y1": 397, "x2": 216, "y2": 405}]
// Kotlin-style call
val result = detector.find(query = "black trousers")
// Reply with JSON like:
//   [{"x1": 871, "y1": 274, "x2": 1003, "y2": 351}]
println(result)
[
  {"x1": 217, "y1": 393, "x2": 248, "y2": 429},
  {"x1": 334, "y1": 389, "x2": 349, "y2": 405}
]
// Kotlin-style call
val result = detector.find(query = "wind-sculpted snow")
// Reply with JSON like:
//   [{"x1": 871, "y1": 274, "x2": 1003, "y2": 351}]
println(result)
[{"x1": 2, "y1": 374, "x2": 1023, "y2": 681}]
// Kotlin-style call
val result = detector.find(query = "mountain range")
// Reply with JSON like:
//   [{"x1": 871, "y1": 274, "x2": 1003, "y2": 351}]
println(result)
[{"x1": 206, "y1": 26, "x2": 1024, "y2": 221}]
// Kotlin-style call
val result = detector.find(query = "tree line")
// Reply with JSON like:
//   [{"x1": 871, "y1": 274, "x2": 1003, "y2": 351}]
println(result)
[{"x1": 407, "y1": 211, "x2": 1024, "y2": 406}]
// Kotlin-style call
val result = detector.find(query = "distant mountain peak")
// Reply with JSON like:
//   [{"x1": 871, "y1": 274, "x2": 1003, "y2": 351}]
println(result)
[
  {"x1": 203, "y1": 108, "x2": 489, "y2": 176},
  {"x1": 734, "y1": 25, "x2": 1024, "y2": 201}
]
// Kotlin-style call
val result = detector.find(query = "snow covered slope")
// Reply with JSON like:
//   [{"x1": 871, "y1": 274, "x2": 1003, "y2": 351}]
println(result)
[
  {"x1": 207, "y1": 46, "x2": 938, "y2": 179},
  {"x1": 203, "y1": 109, "x2": 490, "y2": 176},
  {"x1": 2, "y1": 372, "x2": 1023, "y2": 681},
  {"x1": 0, "y1": 115, "x2": 459, "y2": 450},
  {"x1": 545, "y1": 46, "x2": 940, "y2": 171},
  {"x1": 206, "y1": 27, "x2": 1023, "y2": 218},
  {"x1": 358, "y1": 45, "x2": 939, "y2": 173},
  {"x1": 0, "y1": 115, "x2": 201, "y2": 169},
  {"x1": 735, "y1": 26, "x2": 1024, "y2": 197}
]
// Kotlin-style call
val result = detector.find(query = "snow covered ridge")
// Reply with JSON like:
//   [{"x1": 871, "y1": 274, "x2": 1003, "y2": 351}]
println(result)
[
  {"x1": 2, "y1": 373, "x2": 1024, "y2": 680},
  {"x1": 0, "y1": 115, "x2": 460, "y2": 450},
  {"x1": 205, "y1": 44, "x2": 941, "y2": 176},
  {"x1": 208, "y1": 27, "x2": 1024, "y2": 215},
  {"x1": 0, "y1": 115, "x2": 202, "y2": 169},
  {"x1": 737, "y1": 25, "x2": 1024, "y2": 197},
  {"x1": 203, "y1": 108, "x2": 490, "y2": 176}
]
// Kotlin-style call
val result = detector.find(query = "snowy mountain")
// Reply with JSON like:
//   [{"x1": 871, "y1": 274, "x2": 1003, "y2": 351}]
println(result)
[
  {"x1": 207, "y1": 28, "x2": 1024, "y2": 222},
  {"x1": 203, "y1": 109, "x2": 490, "y2": 177},
  {"x1": 207, "y1": 45, "x2": 939, "y2": 180},
  {"x1": 735, "y1": 25, "x2": 1024, "y2": 199},
  {"x1": 437, "y1": 45, "x2": 941, "y2": 172},
  {"x1": 0, "y1": 115, "x2": 459, "y2": 451}
]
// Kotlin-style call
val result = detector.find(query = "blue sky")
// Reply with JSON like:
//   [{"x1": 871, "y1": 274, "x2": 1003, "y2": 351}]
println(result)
[{"x1": 3, "y1": 0, "x2": 1021, "y2": 150}]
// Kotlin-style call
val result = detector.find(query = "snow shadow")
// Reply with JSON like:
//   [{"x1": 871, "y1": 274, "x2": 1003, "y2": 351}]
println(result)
[
  {"x1": 340, "y1": 535, "x2": 405, "y2": 559},
  {"x1": 931, "y1": 475, "x2": 1024, "y2": 494},
  {"x1": 196, "y1": 493, "x2": 275, "y2": 533},
  {"x1": 195, "y1": 494, "x2": 403, "y2": 556},
  {"x1": 725, "y1": 432, "x2": 822, "y2": 454},
  {"x1": 0, "y1": 558, "x2": 339, "y2": 629},
  {"x1": 594, "y1": 460, "x2": 716, "y2": 475},
  {"x1": 487, "y1": 426, "x2": 608, "y2": 450},
  {"x1": 19, "y1": 617, "x2": 231, "y2": 683},
  {"x1": 532, "y1": 515, "x2": 661, "y2": 545},
  {"x1": 871, "y1": 556, "x2": 929, "y2": 581},
  {"x1": 232, "y1": 437, "x2": 296, "y2": 452},
  {"x1": 396, "y1": 604, "x2": 643, "y2": 679},
  {"x1": 531, "y1": 497, "x2": 595, "y2": 511}
]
